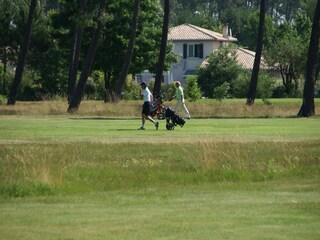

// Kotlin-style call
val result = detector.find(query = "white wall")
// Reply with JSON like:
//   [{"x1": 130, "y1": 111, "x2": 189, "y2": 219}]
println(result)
[
  {"x1": 170, "y1": 41, "x2": 221, "y2": 83},
  {"x1": 135, "y1": 40, "x2": 223, "y2": 85},
  {"x1": 135, "y1": 71, "x2": 173, "y2": 85}
]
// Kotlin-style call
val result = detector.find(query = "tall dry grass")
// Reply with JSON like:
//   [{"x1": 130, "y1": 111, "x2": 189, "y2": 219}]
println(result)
[
  {"x1": 1, "y1": 99, "x2": 319, "y2": 117},
  {"x1": 1, "y1": 140, "x2": 319, "y2": 196}
]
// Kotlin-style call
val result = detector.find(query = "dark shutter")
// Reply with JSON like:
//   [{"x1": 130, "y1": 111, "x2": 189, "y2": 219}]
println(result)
[
  {"x1": 195, "y1": 44, "x2": 199, "y2": 57},
  {"x1": 199, "y1": 44, "x2": 203, "y2": 58},
  {"x1": 183, "y1": 44, "x2": 187, "y2": 58},
  {"x1": 189, "y1": 45, "x2": 194, "y2": 57}
]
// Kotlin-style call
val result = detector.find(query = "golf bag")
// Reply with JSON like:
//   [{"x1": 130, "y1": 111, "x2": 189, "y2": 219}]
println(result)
[
  {"x1": 165, "y1": 107, "x2": 186, "y2": 130},
  {"x1": 150, "y1": 95, "x2": 166, "y2": 120}
]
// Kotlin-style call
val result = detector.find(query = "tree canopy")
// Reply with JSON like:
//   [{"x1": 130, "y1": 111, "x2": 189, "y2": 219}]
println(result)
[{"x1": 0, "y1": 0, "x2": 318, "y2": 103}]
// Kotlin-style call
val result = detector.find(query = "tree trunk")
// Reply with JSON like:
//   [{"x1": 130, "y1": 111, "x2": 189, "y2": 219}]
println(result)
[
  {"x1": 316, "y1": 59, "x2": 320, "y2": 81},
  {"x1": 153, "y1": 0, "x2": 170, "y2": 97},
  {"x1": 115, "y1": 0, "x2": 140, "y2": 100},
  {"x1": 67, "y1": 0, "x2": 86, "y2": 103},
  {"x1": 246, "y1": 0, "x2": 266, "y2": 105},
  {"x1": 2, "y1": 47, "x2": 7, "y2": 94},
  {"x1": 298, "y1": 0, "x2": 320, "y2": 117},
  {"x1": 68, "y1": 0, "x2": 106, "y2": 113},
  {"x1": 104, "y1": 68, "x2": 114, "y2": 103},
  {"x1": 7, "y1": 0, "x2": 37, "y2": 105}
]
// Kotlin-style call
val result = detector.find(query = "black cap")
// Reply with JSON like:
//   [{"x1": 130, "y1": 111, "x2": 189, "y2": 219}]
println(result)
[{"x1": 140, "y1": 81, "x2": 146, "y2": 86}]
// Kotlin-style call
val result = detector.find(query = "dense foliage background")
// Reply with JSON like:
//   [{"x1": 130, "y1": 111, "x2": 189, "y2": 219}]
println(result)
[{"x1": 0, "y1": 0, "x2": 319, "y2": 101}]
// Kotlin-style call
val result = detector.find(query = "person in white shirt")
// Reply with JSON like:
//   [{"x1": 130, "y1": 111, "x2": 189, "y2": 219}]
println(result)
[{"x1": 138, "y1": 81, "x2": 159, "y2": 130}]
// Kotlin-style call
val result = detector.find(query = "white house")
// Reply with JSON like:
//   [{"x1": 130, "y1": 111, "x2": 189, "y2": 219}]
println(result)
[
  {"x1": 168, "y1": 23, "x2": 280, "y2": 84},
  {"x1": 135, "y1": 23, "x2": 279, "y2": 85},
  {"x1": 168, "y1": 23, "x2": 237, "y2": 84}
]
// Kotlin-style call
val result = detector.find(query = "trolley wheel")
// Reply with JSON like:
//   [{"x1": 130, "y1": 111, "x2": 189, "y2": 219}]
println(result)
[
  {"x1": 157, "y1": 113, "x2": 165, "y2": 120},
  {"x1": 166, "y1": 122, "x2": 175, "y2": 130}
]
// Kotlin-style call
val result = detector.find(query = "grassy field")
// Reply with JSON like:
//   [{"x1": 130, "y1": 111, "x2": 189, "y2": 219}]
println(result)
[
  {"x1": 0, "y1": 100, "x2": 320, "y2": 239},
  {"x1": 1, "y1": 98, "x2": 320, "y2": 118}
]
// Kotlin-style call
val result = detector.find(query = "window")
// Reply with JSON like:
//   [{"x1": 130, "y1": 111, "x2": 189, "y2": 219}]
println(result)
[
  {"x1": 195, "y1": 44, "x2": 203, "y2": 58},
  {"x1": 188, "y1": 45, "x2": 194, "y2": 57},
  {"x1": 183, "y1": 43, "x2": 203, "y2": 59}
]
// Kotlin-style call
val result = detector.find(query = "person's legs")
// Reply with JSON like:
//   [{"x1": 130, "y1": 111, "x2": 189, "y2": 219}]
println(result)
[
  {"x1": 145, "y1": 115, "x2": 155, "y2": 124},
  {"x1": 138, "y1": 113, "x2": 146, "y2": 130},
  {"x1": 175, "y1": 100, "x2": 182, "y2": 114},
  {"x1": 139, "y1": 102, "x2": 159, "y2": 130},
  {"x1": 146, "y1": 115, "x2": 159, "y2": 130},
  {"x1": 142, "y1": 113, "x2": 146, "y2": 125},
  {"x1": 182, "y1": 103, "x2": 191, "y2": 119}
]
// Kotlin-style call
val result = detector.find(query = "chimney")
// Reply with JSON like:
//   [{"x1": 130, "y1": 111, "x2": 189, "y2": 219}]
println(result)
[{"x1": 222, "y1": 24, "x2": 229, "y2": 38}]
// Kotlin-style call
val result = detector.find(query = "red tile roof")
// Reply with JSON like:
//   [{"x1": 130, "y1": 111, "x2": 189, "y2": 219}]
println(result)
[
  {"x1": 201, "y1": 48, "x2": 272, "y2": 70},
  {"x1": 168, "y1": 23, "x2": 237, "y2": 42},
  {"x1": 235, "y1": 48, "x2": 270, "y2": 69}
]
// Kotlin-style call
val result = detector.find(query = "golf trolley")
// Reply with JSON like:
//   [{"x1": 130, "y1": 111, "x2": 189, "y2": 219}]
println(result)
[
  {"x1": 164, "y1": 107, "x2": 186, "y2": 130},
  {"x1": 150, "y1": 95, "x2": 186, "y2": 130}
]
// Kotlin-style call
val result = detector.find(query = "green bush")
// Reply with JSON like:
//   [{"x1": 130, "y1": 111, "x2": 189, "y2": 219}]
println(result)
[
  {"x1": 185, "y1": 75, "x2": 201, "y2": 101},
  {"x1": 123, "y1": 81, "x2": 141, "y2": 100},
  {"x1": 16, "y1": 70, "x2": 44, "y2": 101},
  {"x1": 0, "y1": 64, "x2": 14, "y2": 96},
  {"x1": 256, "y1": 71, "x2": 277, "y2": 100},
  {"x1": 231, "y1": 71, "x2": 250, "y2": 98},
  {"x1": 0, "y1": 94, "x2": 7, "y2": 103},
  {"x1": 161, "y1": 82, "x2": 176, "y2": 100},
  {"x1": 213, "y1": 82, "x2": 230, "y2": 102},
  {"x1": 84, "y1": 71, "x2": 105, "y2": 100},
  {"x1": 197, "y1": 45, "x2": 241, "y2": 98},
  {"x1": 232, "y1": 70, "x2": 277, "y2": 99},
  {"x1": 315, "y1": 80, "x2": 320, "y2": 98},
  {"x1": 272, "y1": 85, "x2": 288, "y2": 98}
]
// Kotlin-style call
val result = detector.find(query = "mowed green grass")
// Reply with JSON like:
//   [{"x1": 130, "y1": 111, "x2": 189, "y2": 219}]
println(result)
[
  {"x1": 0, "y1": 116, "x2": 320, "y2": 239},
  {"x1": 1, "y1": 181, "x2": 319, "y2": 240},
  {"x1": 1, "y1": 116, "x2": 320, "y2": 143}
]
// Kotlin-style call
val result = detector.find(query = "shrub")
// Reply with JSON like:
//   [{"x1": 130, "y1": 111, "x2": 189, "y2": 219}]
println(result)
[
  {"x1": 185, "y1": 75, "x2": 201, "y2": 101},
  {"x1": 161, "y1": 82, "x2": 176, "y2": 100},
  {"x1": 272, "y1": 85, "x2": 288, "y2": 98},
  {"x1": 213, "y1": 82, "x2": 230, "y2": 102},
  {"x1": 256, "y1": 71, "x2": 277, "y2": 100},
  {"x1": 15, "y1": 70, "x2": 44, "y2": 101},
  {"x1": 231, "y1": 71, "x2": 250, "y2": 98},
  {"x1": 84, "y1": 71, "x2": 105, "y2": 100},
  {"x1": 0, "y1": 95, "x2": 6, "y2": 104},
  {"x1": 232, "y1": 70, "x2": 277, "y2": 99},
  {"x1": 197, "y1": 45, "x2": 241, "y2": 98},
  {"x1": 123, "y1": 81, "x2": 141, "y2": 100},
  {"x1": 315, "y1": 80, "x2": 320, "y2": 97}
]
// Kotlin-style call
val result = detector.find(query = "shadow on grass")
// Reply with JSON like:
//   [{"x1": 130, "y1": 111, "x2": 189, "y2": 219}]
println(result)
[{"x1": 70, "y1": 117, "x2": 138, "y2": 120}]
